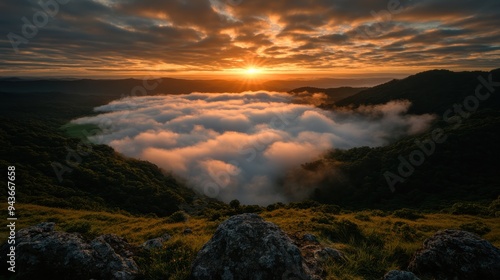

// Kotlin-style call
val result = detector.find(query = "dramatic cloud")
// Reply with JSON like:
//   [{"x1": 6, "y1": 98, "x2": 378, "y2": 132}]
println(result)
[
  {"x1": 0, "y1": 0, "x2": 499, "y2": 77},
  {"x1": 73, "y1": 91, "x2": 434, "y2": 205}
]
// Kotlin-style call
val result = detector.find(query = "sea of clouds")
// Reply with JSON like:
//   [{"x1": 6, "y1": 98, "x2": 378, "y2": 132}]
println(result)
[{"x1": 73, "y1": 91, "x2": 434, "y2": 205}]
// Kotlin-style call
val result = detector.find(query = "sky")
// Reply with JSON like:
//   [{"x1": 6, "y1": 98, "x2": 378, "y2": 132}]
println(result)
[
  {"x1": 73, "y1": 91, "x2": 434, "y2": 204},
  {"x1": 1, "y1": 0, "x2": 499, "y2": 78}
]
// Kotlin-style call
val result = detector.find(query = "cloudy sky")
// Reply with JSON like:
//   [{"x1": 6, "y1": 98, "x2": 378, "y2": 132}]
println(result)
[{"x1": 1, "y1": 0, "x2": 499, "y2": 78}]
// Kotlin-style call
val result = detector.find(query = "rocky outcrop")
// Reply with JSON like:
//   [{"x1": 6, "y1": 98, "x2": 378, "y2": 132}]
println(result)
[
  {"x1": 408, "y1": 229, "x2": 500, "y2": 279},
  {"x1": 141, "y1": 233, "x2": 171, "y2": 250},
  {"x1": 383, "y1": 270, "x2": 420, "y2": 280},
  {"x1": 0, "y1": 222, "x2": 138, "y2": 280},
  {"x1": 290, "y1": 232, "x2": 343, "y2": 279},
  {"x1": 190, "y1": 213, "x2": 313, "y2": 280}
]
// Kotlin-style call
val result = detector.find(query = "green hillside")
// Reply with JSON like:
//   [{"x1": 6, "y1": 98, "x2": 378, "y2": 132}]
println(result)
[{"x1": 0, "y1": 92, "x2": 195, "y2": 216}]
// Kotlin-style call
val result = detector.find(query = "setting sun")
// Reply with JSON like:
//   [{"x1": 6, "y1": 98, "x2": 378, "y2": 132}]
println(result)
[{"x1": 246, "y1": 67, "x2": 260, "y2": 75}]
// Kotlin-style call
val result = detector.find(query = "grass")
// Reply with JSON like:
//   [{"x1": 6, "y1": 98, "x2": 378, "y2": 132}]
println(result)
[
  {"x1": 3, "y1": 204, "x2": 214, "y2": 245},
  {"x1": 60, "y1": 123, "x2": 102, "y2": 140},
  {"x1": 4, "y1": 204, "x2": 500, "y2": 280}
]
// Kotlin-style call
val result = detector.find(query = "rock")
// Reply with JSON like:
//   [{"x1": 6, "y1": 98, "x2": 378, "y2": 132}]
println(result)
[
  {"x1": 315, "y1": 247, "x2": 343, "y2": 262},
  {"x1": 383, "y1": 270, "x2": 420, "y2": 280},
  {"x1": 141, "y1": 233, "x2": 171, "y2": 250},
  {"x1": 0, "y1": 222, "x2": 138, "y2": 280},
  {"x1": 288, "y1": 232, "x2": 343, "y2": 279},
  {"x1": 183, "y1": 228, "x2": 193, "y2": 235},
  {"x1": 408, "y1": 229, "x2": 500, "y2": 279},
  {"x1": 298, "y1": 244, "x2": 343, "y2": 279},
  {"x1": 97, "y1": 234, "x2": 136, "y2": 258},
  {"x1": 302, "y1": 233, "x2": 319, "y2": 243},
  {"x1": 190, "y1": 213, "x2": 312, "y2": 280}
]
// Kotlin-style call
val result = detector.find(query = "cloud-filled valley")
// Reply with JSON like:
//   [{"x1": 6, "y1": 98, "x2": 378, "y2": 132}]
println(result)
[{"x1": 73, "y1": 91, "x2": 434, "y2": 205}]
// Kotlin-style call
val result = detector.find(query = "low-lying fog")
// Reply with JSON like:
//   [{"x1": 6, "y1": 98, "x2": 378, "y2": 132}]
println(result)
[{"x1": 73, "y1": 91, "x2": 434, "y2": 205}]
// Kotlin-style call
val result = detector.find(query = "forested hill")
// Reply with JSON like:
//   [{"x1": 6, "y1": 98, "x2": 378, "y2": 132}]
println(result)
[
  {"x1": 334, "y1": 68, "x2": 500, "y2": 114},
  {"x1": 0, "y1": 92, "x2": 197, "y2": 216},
  {"x1": 305, "y1": 69, "x2": 500, "y2": 209}
]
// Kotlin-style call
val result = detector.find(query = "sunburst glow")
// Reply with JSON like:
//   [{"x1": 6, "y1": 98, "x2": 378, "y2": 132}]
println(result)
[{"x1": 246, "y1": 67, "x2": 260, "y2": 75}]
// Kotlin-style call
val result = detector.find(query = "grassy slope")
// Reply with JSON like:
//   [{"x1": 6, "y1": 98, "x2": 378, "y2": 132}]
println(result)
[{"x1": 4, "y1": 203, "x2": 499, "y2": 280}]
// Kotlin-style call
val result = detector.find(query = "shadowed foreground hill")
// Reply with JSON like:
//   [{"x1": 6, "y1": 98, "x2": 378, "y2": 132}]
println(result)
[{"x1": 1, "y1": 203, "x2": 499, "y2": 280}]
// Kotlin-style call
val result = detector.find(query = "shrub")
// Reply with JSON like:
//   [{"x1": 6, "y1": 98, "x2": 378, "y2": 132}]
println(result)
[
  {"x1": 370, "y1": 209, "x2": 388, "y2": 217},
  {"x1": 386, "y1": 245, "x2": 413, "y2": 269},
  {"x1": 450, "y1": 202, "x2": 488, "y2": 216},
  {"x1": 392, "y1": 221, "x2": 417, "y2": 241},
  {"x1": 266, "y1": 202, "x2": 285, "y2": 211},
  {"x1": 318, "y1": 204, "x2": 341, "y2": 214},
  {"x1": 64, "y1": 221, "x2": 91, "y2": 235},
  {"x1": 63, "y1": 221, "x2": 97, "y2": 239},
  {"x1": 311, "y1": 214, "x2": 335, "y2": 225},
  {"x1": 168, "y1": 211, "x2": 189, "y2": 223},
  {"x1": 320, "y1": 219, "x2": 362, "y2": 243},
  {"x1": 240, "y1": 205, "x2": 262, "y2": 214},
  {"x1": 489, "y1": 197, "x2": 500, "y2": 215},
  {"x1": 136, "y1": 239, "x2": 198, "y2": 280},
  {"x1": 206, "y1": 210, "x2": 224, "y2": 221},
  {"x1": 354, "y1": 213, "x2": 371, "y2": 221},
  {"x1": 459, "y1": 221, "x2": 491, "y2": 236},
  {"x1": 229, "y1": 199, "x2": 241, "y2": 209},
  {"x1": 393, "y1": 208, "x2": 424, "y2": 220},
  {"x1": 287, "y1": 200, "x2": 321, "y2": 209}
]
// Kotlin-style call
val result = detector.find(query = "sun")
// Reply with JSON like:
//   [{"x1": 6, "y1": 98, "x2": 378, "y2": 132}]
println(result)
[{"x1": 246, "y1": 67, "x2": 260, "y2": 75}]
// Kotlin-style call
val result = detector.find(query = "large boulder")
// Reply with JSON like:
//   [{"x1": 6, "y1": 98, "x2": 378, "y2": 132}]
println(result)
[
  {"x1": 408, "y1": 229, "x2": 500, "y2": 279},
  {"x1": 0, "y1": 222, "x2": 138, "y2": 280},
  {"x1": 190, "y1": 213, "x2": 312, "y2": 280}
]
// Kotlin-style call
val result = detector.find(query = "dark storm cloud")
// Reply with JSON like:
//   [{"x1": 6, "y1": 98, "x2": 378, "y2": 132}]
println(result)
[{"x1": 1, "y1": 0, "x2": 499, "y2": 76}]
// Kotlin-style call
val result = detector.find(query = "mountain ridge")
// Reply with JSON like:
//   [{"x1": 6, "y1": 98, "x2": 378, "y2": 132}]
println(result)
[{"x1": 333, "y1": 68, "x2": 500, "y2": 114}]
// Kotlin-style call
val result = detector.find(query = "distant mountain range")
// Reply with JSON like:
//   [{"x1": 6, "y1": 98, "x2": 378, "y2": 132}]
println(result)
[
  {"x1": 0, "y1": 76, "x2": 390, "y2": 96},
  {"x1": 2, "y1": 68, "x2": 498, "y2": 120}
]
